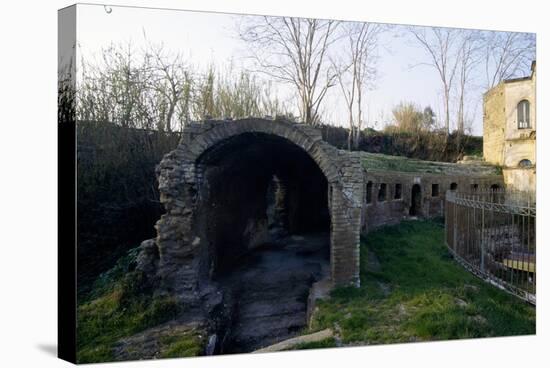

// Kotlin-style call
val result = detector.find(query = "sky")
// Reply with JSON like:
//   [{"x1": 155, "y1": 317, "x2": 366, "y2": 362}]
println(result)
[{"x1": 75, "y1": 3, "x2": 534, "y2": 136}]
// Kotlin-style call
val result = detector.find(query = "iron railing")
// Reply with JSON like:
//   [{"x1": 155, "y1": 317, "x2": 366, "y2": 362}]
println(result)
[{"x1": 445, "y1": 189, "x2": 536, "y2": 304}]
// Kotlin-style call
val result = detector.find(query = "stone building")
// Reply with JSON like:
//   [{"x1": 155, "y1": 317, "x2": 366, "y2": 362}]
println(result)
[
  {"x1": 483, "y1": 61, "x2": 536, "y2": 192},
  {"x1": 359, "y1": 153, "x2": 503, "y2": 233}
]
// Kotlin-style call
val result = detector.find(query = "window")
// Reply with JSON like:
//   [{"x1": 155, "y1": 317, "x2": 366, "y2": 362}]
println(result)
[
  {"x1": 490, "y1": 184, "x2": 500, "y2": 202},
  {"x1": 519, "y1": 159, "x2": 533, "y2": 168},
  {"x1": 431, "y1": 184, "x2": 439, "y2": 197},
  {"x1": 366, "y1": 181, "x2": 373, "y2": 204},
  {"x1": 394, "y1": 184, "x2": 402, "y2": 199},
  {"x1": 517, "y1": 100, "x2": 531, "y2": 129},
  {"x1": 410, "y1": 184, "x2": 421, "y2": 216},
  {"x1": 450, "y1": 182, "x2": 458, "y2": 191},
  {"x1": 471, "y1": 184, "x2": 479, "y2": 192},
  {"x1": 378, "y1": 183, "x2": 387, "y2": 202}
]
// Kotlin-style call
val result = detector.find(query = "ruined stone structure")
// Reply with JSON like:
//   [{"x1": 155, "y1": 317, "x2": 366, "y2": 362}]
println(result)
[
  {"x1": 137, "y1": 118, "x2": 365, "y2": 305},
  {"x1": 137, "y1": 118, "x2": 504, "y2": 309},
  {"x1": 133, "y1": 117, "x2": 506, "y2": 352},
  {"x1": 359, "y1": 152, "x2": 503, "y2": 232},
  {"x1": 483, "y1": 61, "x2": 536, "y2": 192}
]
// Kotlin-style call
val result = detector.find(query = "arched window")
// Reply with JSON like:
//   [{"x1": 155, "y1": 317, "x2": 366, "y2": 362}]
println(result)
[
  {"x1": 366, "y1": 181, "x2": 373, "y2": 204},
  {"x1": 490, "y1": 184, "x2": 501, "y2": 202},
  {"x1": 517, "y1": 100, "x2": 531, "y2": 129},
  {"x1": 378, "y1": 183, "x2": 387, "y2": 202},
  {"x1": 519, "y1": 159, "x2": 533, "y2": 168},
  {"x1": 394, "y1": 184, "x2": 402, "y2": 199},
  {"x1": 431, "y1": 183, "x2": 440, "y2": 197}
]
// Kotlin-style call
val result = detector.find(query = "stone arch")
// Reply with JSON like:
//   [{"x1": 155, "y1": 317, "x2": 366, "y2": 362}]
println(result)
[
  {"x1": 185, "y1": 119, "x2": 341, "y2": 185},
  {"x1": 142, "y1": 118, "x2": 364, "y2": 302}
]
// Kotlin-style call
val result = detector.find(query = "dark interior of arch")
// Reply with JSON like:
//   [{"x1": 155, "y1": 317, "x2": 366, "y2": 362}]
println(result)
[{"x1": 194, "y1": 132, "x2": 330, "y2": 277}]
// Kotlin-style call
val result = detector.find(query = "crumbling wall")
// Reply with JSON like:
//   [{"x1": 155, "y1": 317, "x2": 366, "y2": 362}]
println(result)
[
  {"x1": 136, "y1": 118, "x2": 366, "y2": 306},
  {"x1": 361, "y1": 170, "x2": 504, "y2": 234}
]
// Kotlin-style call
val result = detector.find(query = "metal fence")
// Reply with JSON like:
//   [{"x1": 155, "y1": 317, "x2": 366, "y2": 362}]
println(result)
[{"x1": 445, "y1": 189, "x2": 536, "y2": 304}]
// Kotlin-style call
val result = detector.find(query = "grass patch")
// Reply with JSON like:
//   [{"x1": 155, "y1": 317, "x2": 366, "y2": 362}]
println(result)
[
  {"x1": 159, "y1": 331, "x2": 205, "y2": 358},
  {"x1": 308, "y1": 220, "x2": 535, "y2": 346},
  {"x1": 76, "y1": 248, "x2": 186, "y2": 363},
  {"x1": 361, "y1": 152, "x2": 501, "y2": 176}
]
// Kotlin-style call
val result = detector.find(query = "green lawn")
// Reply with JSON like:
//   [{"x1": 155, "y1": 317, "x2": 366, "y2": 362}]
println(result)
[{"x1": 306, "y1": 220, "x2": 535, "y2": 347}]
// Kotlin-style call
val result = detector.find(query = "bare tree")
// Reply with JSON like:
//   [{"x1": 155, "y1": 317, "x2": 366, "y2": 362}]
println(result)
[
  {"x1": 483, "y1": 31, "x2": 536, "y2": 89},
  {"x1": 334, "y1": 60, "x2": 356, "y2": 149},
  {"x1": 78, "y1": 41, "x2": 292, "y2": 131},
  {"x1": 409, "y1": 27, "x2": 461, "y2": 136},
  {"x1": 336, "y1": 22, "x2": 385, "y2": 150},
  {"x1": 455, "y1": 30, "x2": 483, "y2": 137},
  {"x1": 77, "y1": 42, "x2": 154, "y2": 128},
  {"x1": 146, "y1": 44, "x2": 191, "y2": 131},
  {"x1": 238, "y1": 16, "x2": 341, "y2": 125}
]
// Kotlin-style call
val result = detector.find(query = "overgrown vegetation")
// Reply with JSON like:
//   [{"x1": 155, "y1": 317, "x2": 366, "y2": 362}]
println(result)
[
  {"x1": 360, "y1": 152, "x2": 499, "y2": 176},
  {"x1": 76, "y1": 121, "x2": 179, "y2": 297},
  {"x1": 76, "y1": 247, "x2": 203, "y2": 363},
  {"x1": 158, "y1": 332, "x2": 204, "y2": 359},
  {"x1": 77, "y1": 42, "x2": 291, "y2": 132},
  {"x1": 304, "y1": 220, "x2": 535, "y2": 348},
  {"x1": 320, "y1": 124, "x2": 483, "y2": 162},
  {"x1": 386, "y1": 102, "x2": 437, "y2": 134}
]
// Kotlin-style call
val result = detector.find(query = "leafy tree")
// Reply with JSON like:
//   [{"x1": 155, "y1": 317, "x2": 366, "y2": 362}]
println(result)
[{"x1": 422, "y1": 106, "x2": 436, "y2": 131}]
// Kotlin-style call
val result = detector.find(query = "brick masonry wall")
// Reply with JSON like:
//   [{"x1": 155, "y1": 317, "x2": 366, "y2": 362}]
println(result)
[
  {"x1": 361, "y1": 170, "x2": 504, "y2": 234},
  {"x1": 137, "y1": 118, "x2": 365, "y2": 303}
]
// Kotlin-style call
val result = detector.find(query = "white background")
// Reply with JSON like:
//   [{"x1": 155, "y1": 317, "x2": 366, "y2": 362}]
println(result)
[{"x1": 0, "y1": 0, "x2": 547, "y2": 367}]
